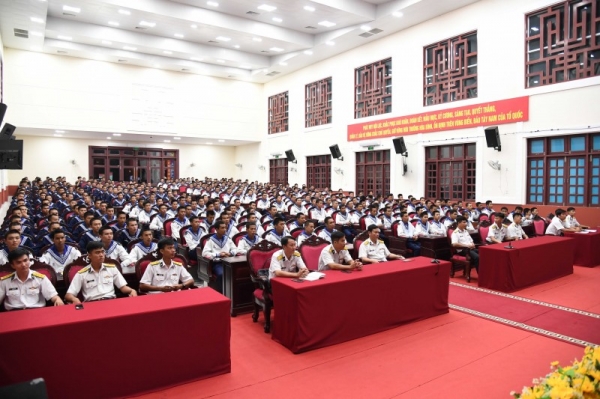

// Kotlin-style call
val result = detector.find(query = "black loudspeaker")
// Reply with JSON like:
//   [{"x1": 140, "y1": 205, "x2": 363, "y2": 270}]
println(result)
[
  {"x1": 393, "y1": 137, "x2": 407, "y2": 155},
  {"x1": 0, "y1": 103, "x2": 6, "y2": 126},
  {"x1": 0, "y1": 123, "x2": 16, "y2": 140},
  {"x1": 0, "y1": 378, "x2": 49, "y2": 399},
  {"x1": 329, "y1": 144, "x2": 343, "y2": 160},
  {"x1": 285, "y1": 149, "x2": 296, "y2": 163},
  {"x1": 485, "y1": 126, "x2": 501, "y2": 151}
]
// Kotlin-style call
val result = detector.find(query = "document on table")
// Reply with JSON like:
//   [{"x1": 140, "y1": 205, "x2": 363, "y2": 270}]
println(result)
[
  {"x1": 301, "y1": 272, "x2": 326, "y2": 281},
  {"x1": 586, "y1": 229, "x2": 597, "y2": 233},
  {"x1": 577, "y1": 231, "x2": 590, "y2": 234}
]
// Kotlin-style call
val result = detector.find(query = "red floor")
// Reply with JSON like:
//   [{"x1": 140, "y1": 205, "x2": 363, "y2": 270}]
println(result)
[{"x1": 133, "y1": 265, "x2": 599, "y2": 399}]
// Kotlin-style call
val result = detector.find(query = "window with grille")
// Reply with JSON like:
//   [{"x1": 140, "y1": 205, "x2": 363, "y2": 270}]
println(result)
[
  {"x1": 305, "y1": 77, "x2": 332, "y2": 127},
  {"x1": 269, "y1": 159, "x2": 288, "y2": 185},
  {"x1": 268, "y1": 91, "x2": 289, "y2": 134},
  {"x1": 424, "y1": 31, "x2": 478, "y2": 106},
  {"x1": 525, "y1": 0, "x2": 600, "y2": 88},
  {"x1": 306, "y1": 155, "x2": 331, "y2": 190},
  {"x1": 527, "y1": 134, "x2": 600, "y2": 206},
  {"x1": 354, "y1": 58, "x2": 392, "y2": 119},
  {"x1": 425, "y1": 143, "x2": 476, "y2": 200},
  {"x1": 355, "y1": 150, "x2": 390, "y2": 195}
]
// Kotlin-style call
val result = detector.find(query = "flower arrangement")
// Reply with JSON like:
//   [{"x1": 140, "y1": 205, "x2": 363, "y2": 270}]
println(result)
[{"x1": 512, "y1": 346, "x2": 600, "y2": 399}]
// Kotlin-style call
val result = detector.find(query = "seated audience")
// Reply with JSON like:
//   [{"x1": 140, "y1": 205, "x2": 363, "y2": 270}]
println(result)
[
  {"x1": 451, "y1": 216, "x2": 479, "y2": 270},
  {"x1": 99, "y1": 225, "x2": 131, "y2": 271},
  {"x1": 126, "y1": 228, "x2": 158, "y2": 267},
  {"x1": 359, "y1": 225, "x2": 404, "y2": 263},
  {"x1": 40, "y1": 229, "x2": 82, "y2": 280},
  {"x1": 506, "y1": 213, "x2": 529, "y2": 240},
  {"x1": 318, "y1": 231, "x2": 363, "y2": 271},
  {"x1": 546, "y1": 208, "x2": 581, "y2": 235},
  {"x1": 268, "y1": 236, "x2": 309, "y2": 279},
  {"x1": 565, "y1": 207, "x2": 589, "y2": 230},
  {"x1": 297, "y1": 220, "x2": 316, "y2": 247},
  {"x1": 487, "y1": 213, "x2": 508, "y2": 243},
  {"x1": 139, "y1": 238, "x2": 194, "y2": 292},
  {"x1": 202, "y1": 220, "x2": 239, "y2": 293},
  {"x1": 396, "y1": 212, "x2": 421, "y2": 256},
  {"x1": 236, "y1": 222, "x2": 262, "y2": 254}
]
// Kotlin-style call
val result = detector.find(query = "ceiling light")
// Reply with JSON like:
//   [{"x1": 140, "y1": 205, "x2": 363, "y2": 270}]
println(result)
[
  {"x1": 218, "y1": 139, "x2": 225, "y2": 142},
  {"x1": 252, "y1": 37, "x2": 262, "y2": 42},
  {"x1": 216, "y1": 36, "x2": 231, "y2": 41},
  {"x1": 361, "y1": 25, "x2": 371, "y2": 31},
  {"x1": 304, "y1": 6, "x2": 315, "y2": 12},
  {"x1": 272, "y1": 17, "x2": 282, "y2": 22},
  {"x1": 118, "y1": 9, "x2": 130, "y2": 15},
  {"x1": 58, "y1": 35, "x2": 72, "y2": 41},
  {"x1": 234, "y1": 45, "x2": 240, "y2": 48},
  {"x1": 164, "y1": 140, "x2": 171, "y2": 143},
  {"x1": 392, "y1": 11, "x2": 403, "y2": 17},
  {"x1": 191, "y1": 57, "x2": 202, "y2": 61},
  {"x1": 325, "y1": 41, "x2": 335, "y2": 46},
  {"x1": 139, "y1": 21, "x2": 156, "y2": 27},
  {"x1": 304, "y1": 50, "x2": 313, "y2": 55},
  {"x1": 55, "y1": 130, "x2": 65, "y2": 133},
  {"x1": 207, "y1": 1, "x2": 219, "y2": 6},
  {"x1": 63, "y1": 5, "x2": 81, "y2": 13},
  {"x1": 174, "y1": 33, "x2": 184, "y2": 38},
  {"x1": 191, "y1": 24, "x2": 197, "y2": 28},
  {"x1": 279, "y1": 62, "x2": 287, "y2": 66},
  {"x1": 240, "y1": 64, "x2": 251, "y2": 69},
  {"x1": 30, "y1": 31, "x2": 43, "y2": 37},
  {"x1": 270, "y1": 47, "x2": 284, "y2": 52},
  {"x1": 318, "y1": 21, "x2": 336, "y2": 27},
  {"x1": 154, "y1": 64, "x2": 160, "y2": 68},
  {"x1": 108, "y1": 21, "x2": 119, "y2": 26},
  {"x1": 113, "y1": 133, "x2": 121, "y2": 136},
  {"x1": 163, "y1": 50, "x2": 172, "y2": 54},
  {"x1": 53, "y1": 134, "x2": 63, "y2": 137},
  {"x1": 217, "y1": 59, "x2": 225, "y2": 63},
  {"x1": 174, "y1": 137, "x2": 181, "y2": 140},
  {"x1": 123, "y1": 46, "x2": 137, "y2": 51},
  {"x1": 531, "y1": 27, "x2": 539, "y2": 31},
  {"x1": 257, "y1": 4, "x2": 277, "y2": 12},
  {"x1": 107, "y1": 137, "x2": 112, "y2": 140},
  {"x1": 206, "y1": 142, "x2": 213, "y2": 145},
  {"x1": 102, "y1": 40, "x2": 112, "y2": 45},
  {"x1": 31, "y1": 17, "x2": 44, "y2": 23}
]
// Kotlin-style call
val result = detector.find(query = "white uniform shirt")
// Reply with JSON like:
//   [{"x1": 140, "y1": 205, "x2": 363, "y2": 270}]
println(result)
[
  {"x1": 317, "y1": 228, "x2": 336, "y2": 243},
  {"x1": 40, "y1": 245, "x2": 81, "y2": 280},
  {"x1": 335, "y1": 212, "x2": 353, "y2": 226},
  {"x1": 268, "y1": 249, "x2": 307, "y2": 279},
  {"x1": 201, "y1": 234, "x2": 238, "y2": 260},
  {"x1": 429, "y1": 220, "x2": 447, "y2": 237},
  {"x1": 149, "y1": 214, "x2": 169, "y2": 231},
  {"x1": 397, "y1": 221, "x2": 416, "y2": 238},
  {"x1": 451, "y1": 228, "x2": 474, "y2": 251},
  {"x1": 310, "y1": 208, "x2": 327, "y2": 223},
  {"x1": 139, "y1": 259, "x2": 193, "y2": 287},
  {"x1": 257, "y1": 199, "x2": 270, "y2": 211},
  {"x1": 381, "y1": 215, "x2": 395, "y2": 229},
  {"x1": 364, "y1": 215, "x2": 382, "y2": 229},
  {"x1": 565, "y1": 215, "x2": 581, "y2": 228},
  {"x1": 171, "y1": 217, "x2": 190, "y2": 240},
  {"x1": 236, "y1": 235, "x2": 261, "y2": 254},
  {"x1": 66, "y1": 263, "x2": 127, "y2": 301},
  {"x1": 184, "y1": 227, "x2": 205, "y2": 251},
  {"x1": 104, "y1": 241, "x2": 132, "y2": 271},
  {"x1": 358, "y1": 239, "x2": 390, "y2": 262},
  {"x1": 0, "y1": 271, "x2": 58, "y2": 310},
  {"x1": 273, "y1": 202, "x2": 287, "y2": 213},
  {"x1": 289, "y1": 204, "x2": 304, "y2": 216},
  {"x1": 126, "y1": 241, "x2": 158, "y2": 268},
  {"x1": 546, "y1": 216, "x2": 566, "y2": 235},
  {"x1": 297, "y1": 231, "x2": 315, "y2": 247},
  {"x1": 265, "y1": 230, "x2": 285, "y2": 246},
  {"x1": 415, "y1": 221, "x2": 431, "y2": 236},
  {"x1": 137, "y1": 210, "x2": 156, "y2": 224},
  {"x1": 506, "y1": 223, "x2": 526, "y2": 240},
  {"x1": 486, "y1": 223, "x2": 507, "y2": 243},
  {"x1": 318, "y1": 244, "x2": 352, "y2": 271}
]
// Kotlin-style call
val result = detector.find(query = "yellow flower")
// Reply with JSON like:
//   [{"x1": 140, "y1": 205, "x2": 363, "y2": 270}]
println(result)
[
  {"x1": 549, "y1": 385, "x2": 574, "y2": 399},
  {"x1": 551, "y1": 361, "x2": 560, "y2": 367},
  {"x1": 580, "y1": 377, "x2": 595, "y2": 393}
]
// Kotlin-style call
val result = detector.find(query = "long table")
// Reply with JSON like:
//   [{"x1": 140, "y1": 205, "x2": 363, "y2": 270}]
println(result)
[
  {"x1": 271, "y1": 257, "x2": 450, "y2": 353},
  {"x1": 564, "y1": 229, "x2": 600, "y2": 267},
  {"x1": 478, "y1": 236, "x2": 574, "y2": 292},
  {"x1": 0, "y1": 289, "x2": 231, "y2": 399}
]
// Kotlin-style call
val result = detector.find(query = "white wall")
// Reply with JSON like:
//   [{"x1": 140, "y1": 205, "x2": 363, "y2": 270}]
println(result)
[{"x1": 1, "y1": 30, "x2": 7, "y2": 192}]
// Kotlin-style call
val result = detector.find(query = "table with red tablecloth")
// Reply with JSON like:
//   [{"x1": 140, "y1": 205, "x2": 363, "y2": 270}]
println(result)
[
  {"x1": 564, "y1": 229, "x2": 600, "y2": 267},
  {"x1": 478, "y1": 236, "x2": 574, "y2": 292},
  {"x1": 271, "y1": 257, "x2": 450, "y2": 354},
  {"x1": 0, "y1": 289, "x2": 231, "y2": 399}
]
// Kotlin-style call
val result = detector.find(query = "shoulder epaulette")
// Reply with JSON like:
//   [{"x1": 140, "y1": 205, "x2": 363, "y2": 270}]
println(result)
[
  {"x1": 32, "y1": 271, "x2": 46, "y2": 279},
  {"x1": 78, "y1": 265, "x2": 91, "y2": 274},
  {"x1": 378, "y1": 239, "x2": 384, "y2": 243},
  {"x1": 293, "y1": 251, "x2": 301, "y2": 257},
  {"x1": 329, "y1": 247, "x2": 335, "y2": 253},
  {"x1": 173, "y1": 260, "x2": 183, "y2": 266},
  {"x1": 1, "y1": 272, "x2": 15, "y2": 280},
  {"x1": 344, "y1": 246, "x2": 349, "y2": 251},
  {"x1": 103, "y1": 263, "x2": 116, "y2": 268},
  {"x1": 150, "y1": 260, "x2": 161, "y2": 265},
  {"x1": 362, "y1": 240, "x2": 369, "y2": 246},
  {"x1": 277, "y1": 254, "x2": 284, "y2": 260}
]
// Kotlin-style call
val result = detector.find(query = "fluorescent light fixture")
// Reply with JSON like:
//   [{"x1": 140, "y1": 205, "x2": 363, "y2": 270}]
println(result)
[
  {"x1": 108, "y1": 21, "x2": 119, "y2": 26},
  {"x1": 252, "y1": 37, "x2": 262, "y2": 42},
  {"x1": 206, "y1": 142, "x2": 213, "y2": 145},
  {"x1": 139, "y1": 21, "x2": 155, "y2": 27},
  {"x1": 174, "y1": 33, "x2": 184, "y2": 38},
  {"x1": 216, "y1": 36, "x2": 231, "y2": 41},
  {"x1": 30, "y1": 31, "x2": 43, "y2": 37},
  {"x1": 218, "y1": 139, "x2": 225, "y2": 142},
  {"x1": 272, "y1": 17, "x2": 282, "y2": 22},
  {"x1": 163, "y1": 50, "x2": 172, "y2": 54},
  {"x1": 102, "y1": 40, "x2": 112, "y2": 45},
  {"x1": 154, "y1": 64, "x2": 161, "y2": 68},
  {"x1": 304, "y1": 50, "x2": 313, "y2": 55},
  {"x1": 113, "y1": 133, "x2": 121, "y2": 136},
  {"x1": 240, "y1": 64, "x2": 251, "y2": 68},
  {"x1": 53, "y1": 134, "x2": 63, "y2": 137},
  {"x1": 174, "y1": 137, "x2": 181, "y2": 140},
  {"x1": 531, "y1": 27, "x2": 539, "y2": 31},
  {"x1": 270, "y1": 47, "x2": 284, "y2": 52},
  {"x1": 234, "y1": 45, "x2": 240, "y2": 48},
  {"x1": 31, "y1": 17, "x2": 44, "y2": 23},
  {"x1": 279, "y1": 62, "x2": 287, "y2": 66},
  {"x1": 207, "y1": 1, "x2": 219, "y2": 6},
  {"x1": 392, "y1": 11, "x2": 403, "y2": 17},
  {"x1": 164, "y1": 140, "x2": 171, "y2": 143},
  {"x1": 318, "y1": 20, "x2": 336, "y2": 27},
  {"x1": 123, "y1": 46, "x2": 137, "y2": 51},
  {"x1": 216, "y1": 59, "x2": 225, "y2": 63},
  {"x1": 55, "y1": 130, "x2": 65, "y2": 133},
  {"x1": 191, "y1": 57, "x2": 202, "y2": 61},
  {"x1": 63, "y1": 5, "x2": 81, "y2": 13},
  {"x1": 191, "y1": 24, "x2": 197, "y2": 28},
  {"x1": 361, "y1": 25, "x2": 371, "y2": 31},
  {"x1": 304, "y1": 6, "x2": 315, "y2": 11},
  {"x1": 325, "y1": 41, "x2": 335, "y2": 46},
  {"x1": 257, "y1": 4, "x2": 277, "y2": 12},
  {"x1": 107, "y1": 137, "x2": 112, "y2": 140},
  {"x1": 118, "y1": 9, "x2": 130, "y2": 15},
  {"x1": 58, "y1": 35, "x2": 72, "y2": 41}
]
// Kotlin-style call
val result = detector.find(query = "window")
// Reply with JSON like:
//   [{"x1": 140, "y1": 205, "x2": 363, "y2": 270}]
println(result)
[
  {"x1": 305, "y1": 77, "x2": 332, "y2": 127},
  {"x1": 525, "y1": 0, "x2": 600, "y2": 88},
  {"x1": 355, "y1": 150, "x2": 390, "y2": 195},
  {"x1": 527, "y1": 134, "x2": 600, "y2": 206},
  {"x1": 425, "y1": 143, "x2": 476, "y2": 200},
  {"x1": 306, "y1": 155, "x2": 331, "y2": 189},
  {"x1": 354, "y1": 58, "x2": 392, "y2": 119},
  {"x1": 268, "y1": 91, "x2": 289, "y2": 134},
  {"x1": 269, "y1": 159, "x2": 288, "y2": 185},
  {"x1": 424, "y1": 31, "x2": 478, "y2": 106}
]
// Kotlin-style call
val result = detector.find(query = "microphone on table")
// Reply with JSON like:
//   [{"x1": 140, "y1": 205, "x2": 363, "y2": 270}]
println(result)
[
  {"x1": 430, "y1": 247, "x2": 441, "y2": 264},
  {"x1": 504, "y1": 240, "x2": 514, "y2": 249}
]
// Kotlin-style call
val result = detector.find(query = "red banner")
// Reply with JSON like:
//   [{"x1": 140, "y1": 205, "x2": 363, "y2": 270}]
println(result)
[{"x1": 347, "y1": 96, "x2": 529, "y2": 142}]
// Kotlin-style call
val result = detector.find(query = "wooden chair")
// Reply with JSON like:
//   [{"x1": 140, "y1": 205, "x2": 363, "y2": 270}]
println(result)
[
  {"x1": 298, "y1": 235, "x2": 329, "y2": 270},
  {"x1": 290, "y1": 227, "x2": 303, "y2": 239},
  {"x1": 231, "y1": 231, "x2": 246, "y2": 246},
  {"x1": 0, "y1": 264, "x2": 14, "y2": 279},
  {"x1": 388, "y1": 220, "x2": 410, "y2": 257},
  {"x1": 446, "y1": 228, "x2": 472, "y2": 282},
  {"x1": 532, "y1": 217, "x2": 548, "y2": 236},
  {"x1": 30, "y1": 260, "x2": 58, "y2": 287},
  {"x1": 352, "y1": 230, "x2": 369, "y2": 260},
  {"x1": 477, "y1": 220, "x2": 492, "y2": 245},
  {"x1": 197, "y1": 234, "x2": 217, "y2": 287},
  {"x1": 247, "y1": 240, "x2": 281, "y2": 333}
]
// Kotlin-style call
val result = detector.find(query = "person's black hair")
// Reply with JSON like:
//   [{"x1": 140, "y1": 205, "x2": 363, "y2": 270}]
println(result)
[
  {"x1": 367, "y1": 224, "x2": 380, "y2": 232},
  {"x1": 281, "y1": 236, "x2": 296, "y2": 246},
  {"x1": 87, "y1": 241, "x2": 104, "y2": 253},
  {"x1": 8, "y1": 247, "x2": 31, "y2": 263},
  {"x1": 331, "y1": 231, "x2": 345, "y2": 243},
  {"x1": 158, "y1": 237, "x2": 175, "y2": 250}
]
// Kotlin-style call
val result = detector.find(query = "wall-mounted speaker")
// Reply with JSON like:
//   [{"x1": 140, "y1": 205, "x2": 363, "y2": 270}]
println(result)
[
  {"x1": 285, "y1": 149, "x2": 297, "y2": 163},
  {"x1": 392, "y1": 137, "x2": 407, "y2": 155},
  {"x1": 329, "y1": 144, "x2": 343, "y2": 161},
  {"x1": 0, "y1": 123, "x2": 16, "y2": 141},
  {"x1": 485, "y1": 126, "x2": 501, "y2": 151}
]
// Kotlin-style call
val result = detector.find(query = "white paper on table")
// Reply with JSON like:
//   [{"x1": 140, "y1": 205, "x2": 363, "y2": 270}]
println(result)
[
  {"x1": 577, "y1": 231, "x2": 590, "y2": 234},
  {"x1": 586, "y1": 229, "x2": 597, "y2": 233},
  {"x1": 301, "y1": 272, "x2": 326, "y2": 281}
]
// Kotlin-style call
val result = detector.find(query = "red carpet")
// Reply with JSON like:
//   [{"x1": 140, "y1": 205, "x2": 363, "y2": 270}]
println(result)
[{"x1": 449, "y1": 282, "x2": 600, "y2": 346}]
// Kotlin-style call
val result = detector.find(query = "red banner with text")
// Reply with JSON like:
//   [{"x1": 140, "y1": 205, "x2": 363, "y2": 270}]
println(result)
[{"x1": 347, "y1": 96, "x2": 529, "y2": 142}]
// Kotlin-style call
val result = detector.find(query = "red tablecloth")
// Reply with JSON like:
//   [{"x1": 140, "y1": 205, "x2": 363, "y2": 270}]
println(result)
[
  {"x1": 0, "y1": 289, "x2": 231, "y2": 399},
  {"x1": 271, "y1": 257, "x2": 450, "y2": 353},
  {"x1": 564, "y1": 229, "x2": 600, "y2": 267},
  {"x1": 478, "y1": 236, "x2": 574, "y2": 292}
]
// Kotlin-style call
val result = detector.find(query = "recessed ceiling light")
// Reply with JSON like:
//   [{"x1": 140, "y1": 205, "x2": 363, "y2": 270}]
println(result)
[
  {"x1": 191, "y1": 24, "x2": 197, "y2": 28},
  {"x1": 113, "y1": 133, "x2": 121, "y2": 136},
  {"x1": 174, "y1": 33, "x2": 184, "y2": 38},
  {"x1": 55, "y1": 130, "x2": 65, "y2": 133},
  {"x1": 63, "y1": 5, "x2": 81, "y2": 13},
  {"x1": 31, "y1": 17, "x2": 44, "y2": 23},
  {"x1": 279, "y1": 62, "x2": 287, "y2": 66},
  {"x1": 270, "y1": 47, "x2": 284, "y2": 52},
  {"x1": 234, "y1": 44, "x2": 240, "y2": 48},
  {"x1": 304, "y1": 50, "x2": 313, "y2": 55},
  {"x1": 325, "y1": 41, "x2": 335, "y2": 46},
  {"x1": 318, "y1": 20, "x2": 336, "y2": 27},
  {"x1": 361, "y1": 25, "x2": 371, "y2": 31},
  {"x1": 217, "y1": 59, "x2": 225, "y2": 63},
  {"x1": 191, "y1": 57, "x2": 202, "y2": 61},
  {"x1": 108, "y1": 21, "x2": 119, "y2": 26},
  {"x1": 102, "y1": 40, "x2": 112, "y2": 45},
  {"x1": 163, "y1": 50, "x2": 172, "y2": 54},
  {"x1": 218, "y1": 139, "x2": 225, "y2": 142},
  {"x1": 164, "y1": 140, "x2": 171, "y2": 143},
  {"x1": 252, "y1": 37, "x2": 262, "y2": 42},
  {"x1": 272, "y1": 17, "x2": 282, "y2": 22},
  {"x1": 206, "y1": 142, "x2": 213, "y2": 145},
  {"x1": 107, "y1": 137, "x2": 112, "y2": 140},
  {"x1": 123, "y1": 46, "x2": 137, "y2": 51},
  {"x1": 392, "y1": 11, "x2": 403, "y2": 17},
  {"x1": 58, "y1": 35, "x2": 72, "y2": 41},
  {"x1": 30, "y1": 31, "x2": 43, "y2": 37},
  {"x1": 207, "y1": 1, "x2": 219, "y2": 6},
  {"x1": 257, "y1": 4, "x2": 277, "y2": 12},
  {"x1": 216, "y1": 36, "x2": 231, "y2": 41},
  {"x1": 53, "y1": 134, "x2": 63, "y2": 137},
  {"x1": 174, "y1": 137, "x2": 181, "y2": 140},
  {"x1": 139, "y1": 21, "x2": 155, "y2": 27},
  {"x1": 304, "y1": 6, "x2": 315, "y2": 11},
  {"x1": 118, "y1": 9, "x2": 130, "y2": 15}
]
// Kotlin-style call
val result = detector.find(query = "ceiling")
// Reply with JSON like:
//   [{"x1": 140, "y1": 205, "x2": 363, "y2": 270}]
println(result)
[{"x1": 0, "y1": 0, "x2": 481, "y2": 83}]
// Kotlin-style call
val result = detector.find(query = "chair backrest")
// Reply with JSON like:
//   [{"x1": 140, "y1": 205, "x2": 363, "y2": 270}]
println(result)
[
  {"x1": 247, "y1": 240, "x2": 281, "y2": 275},
  {"x1": 478, "y1": 214, "x2": 489, "y2": 222},
  {"x1": 179, "y1": 225, "x2": 191, "y2": 246},
  {"x1": 163, "y1": 218, "x2": 175, "y2": 237},
  {"x1": 261, "y1": 228, "x2": 274, "y2": 239},
  {"x1": 359, "y1": 215, "x2": 367, "y2": 230},
  {"x1": 390, "y1": 220, "x2": 401, "y2": 237},
  {"x1": 238, "y1": 216, "x2": 248, "y2": 224},
  {"x1": 63, "y1": 263, "x2": 86, "y2": 287},
  {"x1": 290, "y1": 227, "x2": 303, "y2": 238},
  {"x1": 352, "y1": 230, "x2": 369, "y2": 259},
  {"x1": 410, "y1": 219, "x2": 418, "y2": 226},
  {"x1": 0, "y1": 264, "x2": 14, "y2": 279},
  {"x1": 478, "y1": 220, "x2": 491, "y2": 243},
  {"x1": 136, "y1": 257, "x2": 154, "y2": 280},
  {"x1": 299, "y1": 235, "x2": 329, "y2": 270},
  {"x1": 314, "y1": 225, "x2": 326, "y2": 234},
  {"x1": 30, "y1": 260, "x2": 58, "y2": 287},
  {"x1": 533, "y1": 218, "x2": 547, "y2": 236},
  {"x1": 236, "y1": 222, "x2": 247, "y2": 231},
  {"x1": 261, "y1": 221, "x2": 273, "y2": 231},
  {"x1": 446, "y1": 228, "x2": 458, "y2": 255},
  {"x1": 231, "y1": 231, "x2": 246, "y2": 246}
]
